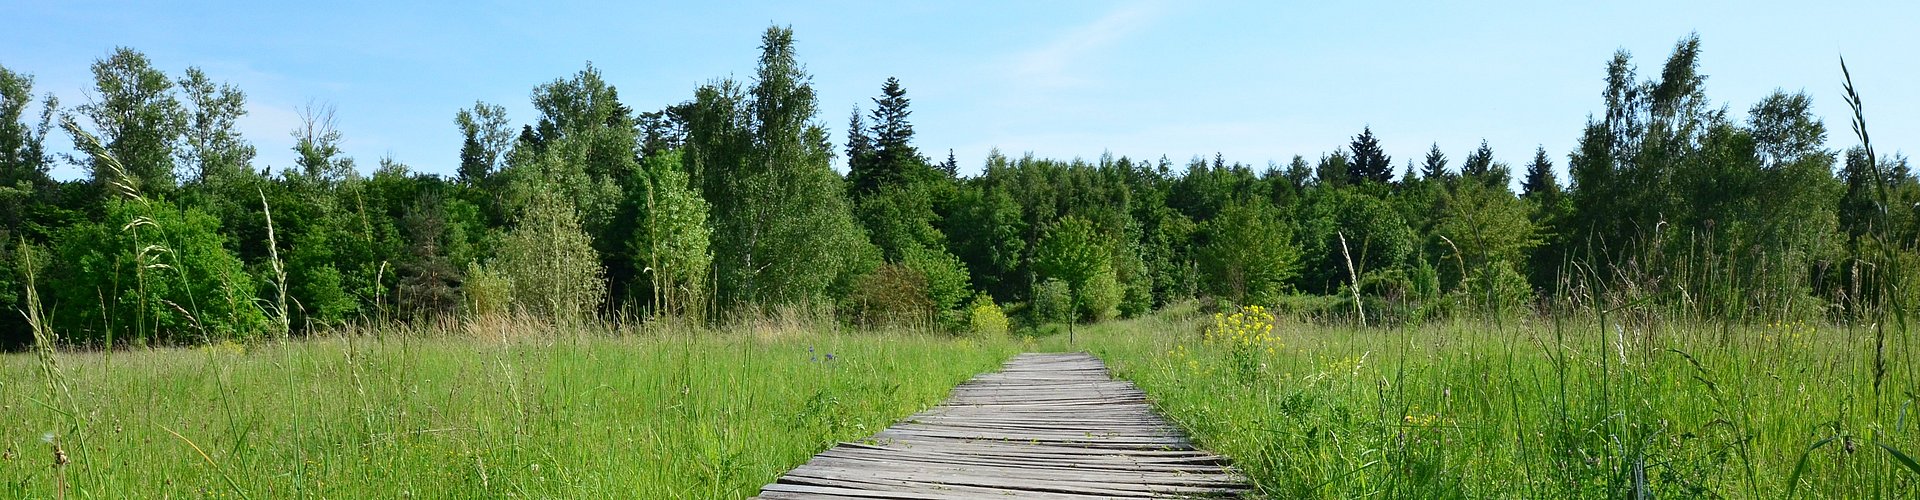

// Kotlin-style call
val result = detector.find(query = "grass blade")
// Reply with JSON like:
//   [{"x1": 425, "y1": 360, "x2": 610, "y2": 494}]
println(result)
[
  {"x1": 1783, "y1": 435, "x2": 1838, "y2": 498},
  {"x1": 1875, "y1": 439, "x2": 1920, "y2": 477}
]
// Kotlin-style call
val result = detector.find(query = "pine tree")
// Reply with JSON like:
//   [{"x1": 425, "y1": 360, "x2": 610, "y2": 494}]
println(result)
[
  {"x1": 1347, "y1": 126, "x2": 1393, "y2": 185},
  {"x1": 849, "y1": 77, "x2": 925, "y2": 195},
  {"x1": 1521, "y1": 145, "x2": 1560, "y2": 199},
  {"x1": 1421, "y1": 143, "x2": 1450, "y2": 181},
  {"x1": 1461, "y1": 140, "x2": 1494, "y2": 179},
  {"x1": 939, "y1": 149, "x2": 959, "y2": 177},
  {"x1": 845, "y1": 106, "x2": 872, "y2": 183}
]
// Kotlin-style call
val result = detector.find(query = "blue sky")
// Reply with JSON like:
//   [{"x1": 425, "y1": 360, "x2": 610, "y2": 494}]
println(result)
[{"x1": 4, "y1": 1, "x2": 1915, "y2": 182}]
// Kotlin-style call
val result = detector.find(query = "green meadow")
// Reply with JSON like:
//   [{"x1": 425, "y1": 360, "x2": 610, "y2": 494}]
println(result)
[{"x1": 1, "y1": 320, "x2": 1019, "y2": 498}]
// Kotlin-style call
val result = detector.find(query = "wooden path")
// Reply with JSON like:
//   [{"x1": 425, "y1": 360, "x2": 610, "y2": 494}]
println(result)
[{"x1": 754, "y1": 352, "x2": 1249, "y2": 499}]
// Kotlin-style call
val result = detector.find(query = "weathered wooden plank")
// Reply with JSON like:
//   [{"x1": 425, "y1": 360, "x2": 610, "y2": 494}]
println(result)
[{"x1": 755, "y1": 352, "x2": 1249, "y2": 498}]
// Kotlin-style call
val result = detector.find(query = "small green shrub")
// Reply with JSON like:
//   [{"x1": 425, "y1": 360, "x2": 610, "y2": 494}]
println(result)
[
  {"x1": 967, "y1": 293, "x2": 1009, "y2": 338},
  {"x1": 462, "y1": 261, "x2": 513, "y2": 316},
  {"x1": 495, "y1": 191, "x2": 605, "y2": 320},
  {"x1": 1031, "y1": 278, "x2": 1072, "y2": 326},
  {"x1": 844, "y1": 263, "x2": 932, "y2": 328},
  {"x1": 1078, "y1": 266, "x2": 1122, "y2": 322}
]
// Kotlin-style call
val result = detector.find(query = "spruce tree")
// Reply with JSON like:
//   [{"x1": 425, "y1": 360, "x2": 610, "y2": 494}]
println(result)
[
  {"x1": 1347, "y1": 126, "x2": 1392, "y2": 185},
  {"x1": 849, "y1": 77, "x2": 924, "y2": 195},
  {"x1": 845, "y1": 106, "x2": 872, "y2": 184},
  {"x1": 1522, "y1": 145, "x2": 1560, "y2": 199},
  {"x1": 1461, "y1": 139, "x2": 1513, "y2": 190},
  {"x1": 938, "y1": 149, "x2": 959, "y2": 177},
  {"x1": 1421, "y1": 143, "x2": 1450, "y2": 181},
  {"x1": 1461, "y1": 139, "x2": 1494, "y2": 179},
  {"x1": 1317, "y1": 151, "x2": 1349, "y2": 188}
]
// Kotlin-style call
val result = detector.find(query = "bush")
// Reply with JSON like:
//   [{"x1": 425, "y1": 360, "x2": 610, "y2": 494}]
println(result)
[
  {"x1": 51, "y1": 199, "x2": 268, "y2": 345},
  {"x1": 462, "y1": 261, "x2": 513, "y2": 316},
  {"x1": 900, "y1": 245, "x2": 972, "y2": 330},
  {"x1": 495, "y1": 191, "x2": 605, "y2": 320},
  {"x1": 1078, "y1": 266, "x2": 1122, "y2": 322},
  {"x1": 844, "y1": 263, "x2": 932, "y2": 328},
  {"x1": 967, "y1": 293, "x2": 1009, "y2": 338},
  {"x1": 1031, "y1": 278, "x2": 1072, "y2": 326}
]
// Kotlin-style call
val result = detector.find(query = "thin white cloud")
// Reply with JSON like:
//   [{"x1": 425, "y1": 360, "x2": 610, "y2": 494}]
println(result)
[{"x1": 1008, "y1": 1, "x2": 1164, "y2": 89}]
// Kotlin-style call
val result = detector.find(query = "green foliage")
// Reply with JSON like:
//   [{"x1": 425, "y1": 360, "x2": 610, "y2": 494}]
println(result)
[
  {"x1": 1034, "y1": 216, "x2": 1109, "y2": 292},
  {"x1": 50, "y1": 199, "x2": 267, "y2": 344},
  {"x1": 1030, "y1": 278, "x2": 1072, "y2": 326},
  {"x1": 1198, "y1": 200, "x2": 1300, "y2": 306},
  {"x1": 844, "y1": 263, "x2": 932, "y2": 328},
  {"x1": 941, "y1": 182, "x2": 1025, "y2": 300},
  {"x1": 292, "y1": 104, "x2": 356, "y2": 182},
  {"x1": 461, "y1": 261, "x2": 513, "y2": 316},
  {"x1": 1430, "y1": 179, "x2": 1539, "y2": 305},
  {"x1": 1560, "y1": 37, "x2": 1848, "y2": 320},
  {"x1": 75, "y1": 47, "x2": 184, "y2": 196},
  {"x1": 693, "y1": 26, "x2": 871, "y2": 314},
  {"x1": 175, "y1": 67, "x2": 254, "y2": 184},
  {"x1": 1419, "y1": 143, "x2": 1451, "y2": 181},
  {"x1": 967, "y1": 293, "x2": 1010, "y2": 338},
  {"x1": 395, "y1": 193, "x2": 461, "y2": 319},
  {"x1": 513, "y1": 63, "x2": 635, "y2": 225},
  {"x1": 1347, "y1": 126, "x2": 1392, "y2": 185},
  {"x1": 1077, "y1": 265, "x2": 1122, "y2": 322},
  {"x1": 0, "y1": 65, "x2": 57, "y2": 347},
  {"x1": 1315, "y1": 151, "x2": 1349, "y2": 189},
  {"x1": 630, "y1": 151, "x2": 712, "y2": 317},
  {"x1": 495, "y1": 191, "x2": 605, "y2": 320},
  {"x1": 1, "y1": 29, "x2": 1902, "y2": 345},
  {"x1": 1459, "y1": 139, "x2": 1511, "y2": 189},
  {"x1": 899, "y1": 245, "x2": 972, "y2": 329},
  {"x1": 847, "y1": 77, "x2": 929, "y2": 196},
  {"x1": 855, "y1": 183, "x2": 944, "y2": 261},
  {"x1": 1293, "y1": 188, "x2": 1415, "y2": 295},
  {"x1": 454, "y1": 101, "x2": 512, "y2": 186}
]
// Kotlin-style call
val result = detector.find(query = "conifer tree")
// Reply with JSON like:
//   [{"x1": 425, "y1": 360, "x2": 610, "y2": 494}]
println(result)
[
  {"x1": 1521, "y1": 146, "x2": 1560, "y2": 199},
  {"x1": 1347, "y1": 126, "x2": 1392, "y2": 185},
  {"x1": 848, "y1": 77, "x2": 925, "y2": 195},
  {"x1": 1421, "y1": 143, "x2": 1450, "y2": 181}
]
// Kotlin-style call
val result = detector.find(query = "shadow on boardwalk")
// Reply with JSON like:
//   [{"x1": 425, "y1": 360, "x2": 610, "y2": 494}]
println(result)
[{"x1": 755, "y1": 352, "x2": 1250, "y2": 499}]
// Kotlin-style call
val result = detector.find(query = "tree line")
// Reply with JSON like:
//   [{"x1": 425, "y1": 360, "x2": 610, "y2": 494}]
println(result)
[{"x1": 1, "y1": 29, "x2": 1913, "y2": 347}]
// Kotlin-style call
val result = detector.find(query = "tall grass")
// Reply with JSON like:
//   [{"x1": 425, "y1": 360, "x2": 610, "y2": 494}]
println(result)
[
  {"x1": 1075, "y1": 303, "x2": 1918, "y2": 498},
  {"x1": 0, "y1": 317, "x2": 1017, "y2": 498}
]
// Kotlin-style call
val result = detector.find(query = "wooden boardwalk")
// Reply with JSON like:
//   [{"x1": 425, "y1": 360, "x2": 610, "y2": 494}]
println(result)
[{"x1": 754, "y1": 352, "x2": 1249, "y2": 499}]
